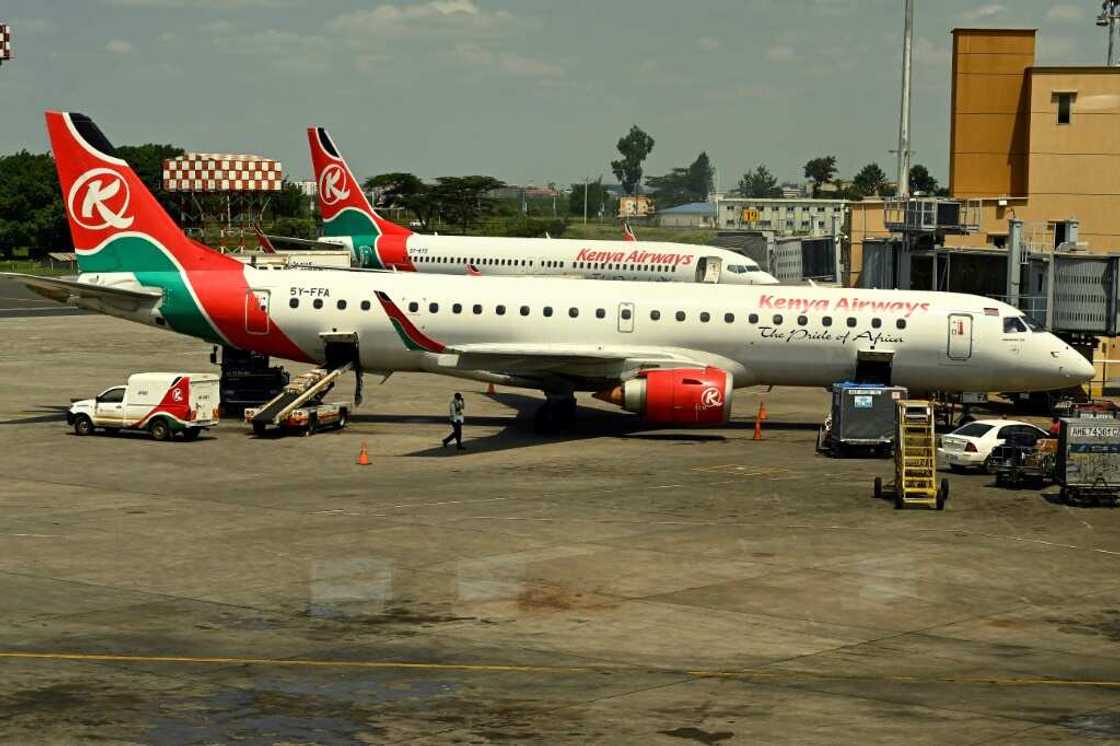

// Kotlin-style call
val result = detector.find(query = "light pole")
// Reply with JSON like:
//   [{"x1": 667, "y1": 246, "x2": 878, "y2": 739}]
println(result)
[
  {"x1": 1098, "y1": 1, "x2": 1120, "y2": 66},
  {"x1": 896, "y1": 0, "x2": 914, "y2": 198}
]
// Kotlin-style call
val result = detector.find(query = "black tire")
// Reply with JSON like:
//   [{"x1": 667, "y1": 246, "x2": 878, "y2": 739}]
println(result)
[
  {"x1": 936, "y1": 491, "x2": 946, "y2": 511},
  {"x1": 149, "y1": 418, "x2": 171, "y2": 442},
  {"x1": 181, "y1": 427, "x2": 201, "y2": 442},
  {"x1": 73, "y1": 415, "x2": 94, "y2": 436},
  {"x1": 995, "y1": 472, "x2": 1005, "y2": 488},
  {"x1": 306, "y1": 414, "x2": 318, "y2": 437},
  {"x1": 940, "y1": 478, "x2": 950, "y2": 501},
  {"x1": 873, "y1": 477, "x2": 883, "y2": 499},
  {"x1": 252, "y1": 421, "x2": 267, "y2": 436},
  {"x1": 337, "y1": 408, "x2": 348, "y2": 431}
]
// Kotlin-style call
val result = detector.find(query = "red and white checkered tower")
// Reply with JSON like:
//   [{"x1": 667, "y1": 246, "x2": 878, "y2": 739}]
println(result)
[
  {"x1": 0, "y1": 23, "x2": 13, "y2": 65},
  {"x1": 162, "y1": 152, "x2": 284, "y2": 251}
]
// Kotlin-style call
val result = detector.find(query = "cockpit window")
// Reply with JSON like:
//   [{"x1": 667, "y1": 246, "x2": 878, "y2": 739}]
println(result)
[
  {"x1": 1003, "y1": 317, "x2": 1028, "y2": 334},
  {"x1": 726, "y1": 264, "x2": 760, "y2": 274},
  {"x1": 1022, "y1": 316, "x2": 1044, "y2": 332}
]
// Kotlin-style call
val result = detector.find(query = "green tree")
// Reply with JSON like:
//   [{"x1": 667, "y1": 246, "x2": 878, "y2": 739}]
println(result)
[
  {"x1": 0, "y1": 151, "x2": 68, "y2": 260},
  {"x1": 365, "y1": 172, "x2": 438, "y2": 230},
  {"x1": 908, "y1": 164, "x2": 939, "y2": 195},
  {"x1": 610, "y1": 125, "x2": 655, "y2": 196},
  {"x1": 648, "y1": 152, "x2": 715, "y2": 208},
  {"x1": 738, "y1": 164, "x2": 783, "y2": 198},
  {"x1": 803, "y1": 156, "x2": 838, "y2": 197},
  {"x1": 431, "y1": 175, "x2": 506, "y2": 234},
  {"x1": 852, "y1": 162, "x2": 889, "y2": 198},
  {"x1": 116, "y1": 143, "x2": 184, "y2": 216},
  {"x1": 569, "y1": 179, "x2": 613, "y2": 218}
]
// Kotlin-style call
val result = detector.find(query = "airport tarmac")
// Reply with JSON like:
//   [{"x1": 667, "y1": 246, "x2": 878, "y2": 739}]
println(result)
[{"x1": 2, "y1": 312, "x2": 1120, "y2": 744}]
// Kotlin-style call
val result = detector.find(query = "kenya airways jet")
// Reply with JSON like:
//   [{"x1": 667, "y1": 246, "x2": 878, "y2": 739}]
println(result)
[
  {"x1": 293, "y1": 127, "x2": 777, "y2": 286},
  {"x1": 4, "y1": 113, "x2": 1094, "y2": 430}
]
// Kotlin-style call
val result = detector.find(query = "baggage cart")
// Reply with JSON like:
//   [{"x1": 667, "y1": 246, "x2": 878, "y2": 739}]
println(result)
[
  {"x1": 1056, "y1": 417, "x2": 1120, "y2": 506},
  {"x1": 819, "y1": 383, "x2": 908, "y2": 458}
]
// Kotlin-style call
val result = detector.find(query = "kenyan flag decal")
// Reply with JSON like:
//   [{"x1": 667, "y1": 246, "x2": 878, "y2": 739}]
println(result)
[{"x1": 375, "y1": 291, "x2": 446, "y2": 353}]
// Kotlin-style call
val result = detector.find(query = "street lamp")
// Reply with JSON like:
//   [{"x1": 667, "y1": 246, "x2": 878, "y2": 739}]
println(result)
[{"x1": 1098, "y1": 0, "x2": 1120, "y2": 66}]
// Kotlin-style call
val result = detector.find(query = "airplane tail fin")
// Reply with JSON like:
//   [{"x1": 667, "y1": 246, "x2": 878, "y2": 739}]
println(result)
[
  {"x1": 307, "y1": 126, "x2": 411, "y2": 240},
  {"x1": 623, "y1": 222, "x2": 637, "y2": 242},
  {"x1": 45, "y1": 111, "x2": 237, "y2": 275}
]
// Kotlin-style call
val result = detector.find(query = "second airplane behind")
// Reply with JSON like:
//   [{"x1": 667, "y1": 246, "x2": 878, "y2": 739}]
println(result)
[{"x1": 287, "y1": 127, "x2": 779, "y2": 286}]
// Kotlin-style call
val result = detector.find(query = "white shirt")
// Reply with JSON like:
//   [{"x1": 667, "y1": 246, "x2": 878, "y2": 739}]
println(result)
[{"x1": 449, "y1": 397, "x2": 464, "y2": 424}]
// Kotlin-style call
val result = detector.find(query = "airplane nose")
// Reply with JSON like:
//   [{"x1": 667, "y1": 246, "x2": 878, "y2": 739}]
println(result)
[{"x1": 1067, "y1": 351, "x2": 1096, "y2": 384}]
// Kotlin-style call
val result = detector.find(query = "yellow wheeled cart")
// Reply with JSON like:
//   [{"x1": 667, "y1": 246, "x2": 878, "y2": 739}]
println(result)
[{"x1": 873, "y1": 400, "x2": 949, "y2": 510}]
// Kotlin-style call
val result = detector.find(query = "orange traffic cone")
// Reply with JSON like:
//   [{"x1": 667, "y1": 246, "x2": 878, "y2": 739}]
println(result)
[
  {"x1": 486, "y1": 383, "x2": 496, "y2": 395},
  {"x1": 753, "y1": 401, "x2": 766, "y2": 441},
  {"x1": 356, "y1": 442, "x2": 371, "y2": 466},
  {"x1": 758, "y1": 400, "x2": 768, "y2": 421}
]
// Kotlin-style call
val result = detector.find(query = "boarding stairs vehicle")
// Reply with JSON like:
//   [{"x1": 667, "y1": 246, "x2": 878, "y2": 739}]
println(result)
[
  {"x1": 245, "y1": 362, "x2": 353, "y2": 436},
  {"x1": 874, "y1": 400, "x2": 949, "y2": 510}
]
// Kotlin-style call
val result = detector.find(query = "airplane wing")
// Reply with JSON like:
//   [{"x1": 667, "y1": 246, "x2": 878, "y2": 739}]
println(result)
[{"x1": 0, "y1": 273, "x2": 162, "y2": 312}]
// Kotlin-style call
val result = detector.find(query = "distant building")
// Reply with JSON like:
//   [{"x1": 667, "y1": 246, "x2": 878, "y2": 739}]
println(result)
[
  {"x1": 780, "y1": 182, "x2": 808, "y2": 199},
  {"x1": 657, "y1": 201, "x2": 717, "y2": 228},
  {"x1": 716, "y1": 197, "x2": 846, "y2": 236},
  {"x1": 619, "y1": 194, "x2": 655, "y2": 218}
]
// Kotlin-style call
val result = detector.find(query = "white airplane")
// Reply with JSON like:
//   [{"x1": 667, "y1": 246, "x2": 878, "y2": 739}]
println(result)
[
  {"x1": 4, "y1": 112, "x2": 1094, "y2": 431},
  {"x1": 293, "y1": 127, "x2": 778, "y2": 285}
]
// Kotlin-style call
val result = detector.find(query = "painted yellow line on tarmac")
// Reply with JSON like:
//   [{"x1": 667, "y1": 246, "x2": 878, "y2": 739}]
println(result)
[{"x1": 3, "y1": 651, "x2": 1120, "y2": 689}]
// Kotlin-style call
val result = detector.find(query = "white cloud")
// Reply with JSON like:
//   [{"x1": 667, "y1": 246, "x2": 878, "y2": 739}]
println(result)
[
  {"x1": 106, "y1": 39, "x2": 133, "y2": 54},
  {"x1": 961, "y1": 4, "x2": 1007, "y2": 21},
  {"x1": 767, "y1": 44, "x2": 796, "y2": 62},
  {"x1": 325, "y1": 0, "x2": 515, "y2": 40},
  {"x1": 498, "y1": 53, "x2": 563, "y2": 78},
  {"x1": 106, "y1": 0, "x2": 298, "y2": 6},
  {"x1": 1046, "y1": 4, "x2": 1085, "y2": 23},
  {"x1": 698, "y1": 36, "x2": 721, "y2": 52}
]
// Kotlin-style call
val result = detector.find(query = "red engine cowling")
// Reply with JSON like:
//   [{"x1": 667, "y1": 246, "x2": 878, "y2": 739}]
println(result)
[{"x1": 597, "y1": 367, "x2": 733, "y2": 425}]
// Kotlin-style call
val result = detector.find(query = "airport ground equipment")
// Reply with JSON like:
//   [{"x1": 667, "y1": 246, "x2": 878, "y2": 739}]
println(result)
[
  {"x1": 818, "y1": 383, "x2": 908, "y2": 457},
  {"x1": 245, "y1": 363, "x2": 353, "y2": 436},
  {"x1": 873, "y1": 400, "x2": 949, "y2": 510},
  {"x1": 212, "y1": 346, "x2": 289, "y2": 415},
  {"x1": 67, "y1": 372, "x2": 219, "y2": 441},
  {"x1": 989, "y1": 438, "x2": 1057, "y2": 490},
  {"x1": 1056, "y1": 417, "x2": 1120, "y2": 506}
]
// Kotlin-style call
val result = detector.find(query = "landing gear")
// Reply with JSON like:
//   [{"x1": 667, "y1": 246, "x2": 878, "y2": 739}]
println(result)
[{"x1": 534, "y1": 395, "x2": 577, "y2": 433}]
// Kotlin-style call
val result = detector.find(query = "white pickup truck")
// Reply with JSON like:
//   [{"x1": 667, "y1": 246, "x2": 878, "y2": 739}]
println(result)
[{"x1": 68, "y1": 372, "x2": 220, "y2": 441}]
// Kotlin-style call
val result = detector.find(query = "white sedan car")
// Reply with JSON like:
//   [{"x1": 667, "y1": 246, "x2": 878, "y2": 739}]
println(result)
[{"x1": 937, "y1": 419, "x2": 1050, "y2": 471}]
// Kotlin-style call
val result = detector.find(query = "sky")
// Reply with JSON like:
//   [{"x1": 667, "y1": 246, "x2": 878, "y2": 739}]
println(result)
[{"x1": 0, "y1": 0, "x2": 1111, "y2": 188}]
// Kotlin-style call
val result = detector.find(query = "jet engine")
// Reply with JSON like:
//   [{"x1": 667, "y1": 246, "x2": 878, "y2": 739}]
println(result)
[{"x1": 595, "y1": 367, "x2": 733, "y2": 426}]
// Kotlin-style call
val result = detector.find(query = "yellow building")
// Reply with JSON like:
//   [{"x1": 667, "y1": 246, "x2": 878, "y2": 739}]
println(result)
[{"x1": 849, "y1": 28, "x2": 1120, "y2": 285}]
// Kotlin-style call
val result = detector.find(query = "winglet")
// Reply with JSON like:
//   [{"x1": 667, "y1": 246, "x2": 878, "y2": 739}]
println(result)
[{"x1": 374, "y1": 291, "x2": 446, "y2": 353}]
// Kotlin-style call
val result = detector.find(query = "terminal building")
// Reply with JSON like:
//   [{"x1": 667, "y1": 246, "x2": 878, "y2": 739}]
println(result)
[
  {"x1": 716, "y1": 196, "x2": 846, "y2": 237},
  {"x1": 846, "y1": 27, "x2": 1120, "y2": 393}
]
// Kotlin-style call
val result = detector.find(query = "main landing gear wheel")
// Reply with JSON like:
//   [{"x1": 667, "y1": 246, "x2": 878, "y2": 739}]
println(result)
[
  {"x1": 73, "y1": 415, "x2": 94, "y2": 436},
  {"x1": 534, "y1": 396, "x2": 577, "y2": 434}
]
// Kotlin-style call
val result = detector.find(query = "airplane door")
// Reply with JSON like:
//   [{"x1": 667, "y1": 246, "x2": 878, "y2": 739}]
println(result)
[
  {"x1": 618, "y1": 302, "x2": 635, "y2": 333},
  {"x1": 947, "y1": 313, "x2": 973, "y2": 361},
  {"x1": 245, "y1": 289, "x2": 270, "y2": 335},
  {"x1": 696, "y1": 257, "x2": 722, "y2": 283}
]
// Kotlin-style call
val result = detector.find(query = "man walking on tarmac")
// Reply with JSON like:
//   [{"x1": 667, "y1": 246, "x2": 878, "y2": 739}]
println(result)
[{"x1": 442, "y1": 392, "x2": 466, "y2": 450}]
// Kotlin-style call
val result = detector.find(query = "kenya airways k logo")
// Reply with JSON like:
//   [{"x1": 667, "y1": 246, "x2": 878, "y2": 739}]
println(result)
[
  {"x1": 318, "y1": 164, "x2": 350, "y2": 206},
  {"x1": 699, "y1": 386, "x2": 724, "y2": 409},
  {"x1": 67, "y1": 168, "x2": 134, "y2": 231}
]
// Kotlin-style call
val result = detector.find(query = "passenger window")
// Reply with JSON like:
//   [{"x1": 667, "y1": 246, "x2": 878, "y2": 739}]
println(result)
[
  {"x1": 544, "y1": 306, "x2": 553, "y2": 317},
  {"x1": 408, "y1": 302, "x2": 419, "y2": 313},
  {"x1": 676, "y1": 311, "x2": 686, "y2": 322},
  {"x1": 724, "y1": 313, "x2": 734, "y2": 323},
  {"x1": 749, "y1": 313, "x2": 759, "y2": 324},
  {"x1": 897, "y1": 319, "x2": 907, "y2": 330},
  {"x1": 621, "y1": 308, "x2": 633, "y2": 320},
  {"x1": 520, "y1": 306, "x2": 530, "y2": 316},
  {"x1": 337, "y1": 300, "x2": 347, "y2": 310},
  {"x1": 473, "y1": 304, "x2": 483, "y2": 315},
  {"x1": 569, "y1": 307, "x2": 579, "y2": 318},
  {"x1": 452, "y1": 303, "x2": 462, "y2": 314},
  {"x1": 700, "y1": 312, "x2": 710, "y2": 323},
  {"x1": 289, "y1": 298, "x2": 299, "y2": 309},
  {"x1": 847, "y1": 317, "x2": 857, "y2": 328},
  {"x1": 313, "y1": 299, "x2": 323, "y2": 310},
  {"x1": 772, "y1": 314, "x2": 783, "y2": 324},
  {"x1": 651, "y1": 310, "x2": 661, "y2": 321},
  {"x1": 797, "y1": 315, "x2": 807, "y2": 326},
  {"x1": 596, "y1": 308, "x2": 605, "y2": 319},
  {"x1": 496, "y1": 305, "x2": 506, "y2": 315},
  {"x1": 872, "y1": 318, "x2": 882, "y2": 329},
  {"x1": 822, "y1": 316, "x2": 832, "y2": 327},
  {"x1": 429, "y1": 302, "x2": 439, "y2": 313},
  {"x1": 361, "y1": 300, "x2": 371, "y2": 311}
]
